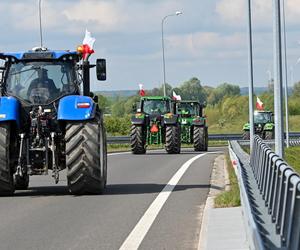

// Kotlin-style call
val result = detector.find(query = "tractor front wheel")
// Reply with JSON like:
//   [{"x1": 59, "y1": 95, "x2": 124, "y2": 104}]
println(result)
[
  {"x1": 65, "y1": 114, "x2": 107, "y2": 195},
  {"x1": 242, "y1": 131, "x2": 250, "y2": 140},
  {"x1": 0, "y1": 123, "x2": 15, "y2": 195},
  {"x1": 130, "y1": 125, "x2": 146, "y2": 154},
  {"x1": 165, "y1": 124, "x2": 181, "y2": 154},
  {"x1": 193, "y1": 126, "x2": 208, "y2": 151}
]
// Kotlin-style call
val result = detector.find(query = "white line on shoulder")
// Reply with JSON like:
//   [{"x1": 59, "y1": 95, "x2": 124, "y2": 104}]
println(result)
[{"x1": 119, "y1": 153, "x2": 207, "y2": 250}]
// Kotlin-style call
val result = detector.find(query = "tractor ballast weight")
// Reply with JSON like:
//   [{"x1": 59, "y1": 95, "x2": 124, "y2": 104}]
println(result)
[
  {"x1": 242, "y1": 110, "x2": 275, "y2": 140},
  {"x1": 130, "y1": 96, "x2": 181, "y2": 154},
  {"x1": 177, "y1": 100, "x2": 208, "y2": 151},
  {"x1": 0, "y1": 48, "x2": 107, "y2": 195}
]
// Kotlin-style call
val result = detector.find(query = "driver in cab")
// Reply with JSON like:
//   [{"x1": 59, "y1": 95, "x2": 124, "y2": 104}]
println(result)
[{"x1": 27, "y1": 68, "x2": 58, "y2": 103}]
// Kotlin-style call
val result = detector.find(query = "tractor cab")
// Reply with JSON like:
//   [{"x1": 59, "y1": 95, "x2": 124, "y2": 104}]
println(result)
[
  {"x1": 177, "y1": 101, "x2": 205, "y2": 118},
  {"x1": 139, "y1": 96, "x2": 174, "y2": 116}
]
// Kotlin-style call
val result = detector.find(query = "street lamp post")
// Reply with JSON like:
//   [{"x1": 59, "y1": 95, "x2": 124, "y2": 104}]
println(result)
[
  {"x1": 247, "y1": 0, "x2": 255, "y2": 152},
  {"x1": 161, "y1": 11, "x2": 182, "y2": 96}
]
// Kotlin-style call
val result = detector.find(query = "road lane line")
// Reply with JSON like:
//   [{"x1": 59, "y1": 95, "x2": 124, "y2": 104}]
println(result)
[{"x1": 119, "y1": 153, "x2": 208, "y2": 250}]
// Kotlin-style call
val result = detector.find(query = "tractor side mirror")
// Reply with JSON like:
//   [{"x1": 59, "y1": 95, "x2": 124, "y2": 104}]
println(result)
[{"x1": 96, "y1": 59, "x2": 106, "y2": 81}]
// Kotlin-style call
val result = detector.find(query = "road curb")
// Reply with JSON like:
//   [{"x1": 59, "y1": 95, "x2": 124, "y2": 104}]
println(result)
[
  {"x1": 198, "y1": 155, "x2": 226, "y2": 250},
  {"x1": 198, "y1": 196, "x2": 214, "y2": 250}
]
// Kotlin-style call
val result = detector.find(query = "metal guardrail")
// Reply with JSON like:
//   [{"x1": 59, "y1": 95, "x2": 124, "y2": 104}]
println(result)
[
  {"x1": 250, "y1": 136, "x2": 300, "y2": 249},
  {"x1": 230, "y1": 136, "x2": 300, "y2": 249},
  {"x1": 108, "y1": 132, "x2": 300, "y2": 144}
]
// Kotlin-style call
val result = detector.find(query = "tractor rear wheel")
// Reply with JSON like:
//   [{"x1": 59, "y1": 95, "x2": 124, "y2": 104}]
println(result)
[
  {"x1": 130, "y1": 125, "x2": 146, "y2": 154},
  {"x1": 165, "y1": 124, "x2": 181, "y2": 154},
  {"x1": 193, "y1": 126, "x2": 207, "y2": 151},
  {"x1": 65, "y1": 114, "x2": 107, "y2": 195},
  {"x1": 265, "y1": 131, "x2": 274, "y2": 140},
  {"x1": 0, "y1": 123, "x2": 15, "y2": 195},
  {"x1": 14, "y1": 174, "x2": 29, "y2": 190},
  {"x1": 242, "y1": 131, "x2": 250, "y2": 140}
]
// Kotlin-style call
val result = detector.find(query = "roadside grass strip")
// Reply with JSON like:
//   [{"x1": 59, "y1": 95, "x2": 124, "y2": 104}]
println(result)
[
  {"x1": 285, "y1": 146, "x2": 300, "y2": 174},
  {"x1": 214, "y1": 153, "x2": 241, "y2": 208},
  {"x1": 119, "y1": 153, "x2": 207, "y2": 250}
]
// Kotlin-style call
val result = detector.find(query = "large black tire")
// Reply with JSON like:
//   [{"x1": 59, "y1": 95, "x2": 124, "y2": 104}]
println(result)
[
  {"x1": 165, "y1": 124, "x2": 181, "y2": 154},
  {"x1": 14, "y1": 174, "x2": 29, "y2": 190},
  {"x1": 242, "y1": 131, "x2": 250, "y2": 140},
  {"x1": 0, "y1": 123, "x2": 15, "y2": 195},
  {"x1": 193, "y1": 126, "x2": 207, "y2": 151},
  {"x1": 204, "y1": 127, "x2": 208, "y2": 151},
  {"x1": 265, "y1": 131, "x2": 274, "y2": 140},
  {"x1": 65, "y1": 114, "x2": 107, "y2": 195},
  {"x1": 130, "y1": 125, "x2": 146, "y2": 154}
]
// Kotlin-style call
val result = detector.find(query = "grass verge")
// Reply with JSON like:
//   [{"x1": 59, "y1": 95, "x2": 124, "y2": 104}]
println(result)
[
  {"x1": 214, "y1": 153, "x2": 241, "y2": 208},
  {"x1": 107, "y1": 141, "x2": 228, "y2": 153},
  {"x1": 285, "y1": 146, "x2": 300, "y2": 174}
]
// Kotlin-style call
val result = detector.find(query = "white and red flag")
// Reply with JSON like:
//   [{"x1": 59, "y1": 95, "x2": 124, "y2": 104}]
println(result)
[
  {"x1": 256, "y1": 96, "x2": 264, "y2": 110},
  {"x1": 78, "y1": 29, "x2": 96, "y2": 60},
  {"x1": 139, "y1": 84, "x2": 145, "y2": 96},
  {"x1": 172, "y1": 91, "x2": 181, "y2": 101}
]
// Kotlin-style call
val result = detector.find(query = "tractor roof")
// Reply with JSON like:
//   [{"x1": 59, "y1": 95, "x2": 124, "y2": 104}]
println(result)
[
  {"x1": 254, "y1": 110, "x2": 273, "y2": 114},
  {"x1": 179, "y1": 100, "x2": 200, "y2": 104},
  {"x1": 141, "y1": 96, "x2": 171, "y2": 101},
  {"x1": 0, "y1": 49, "x2": 79, "y2": 61}
]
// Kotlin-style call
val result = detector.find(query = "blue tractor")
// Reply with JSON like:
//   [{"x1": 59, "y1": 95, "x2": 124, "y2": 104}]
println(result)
[{"x1": 0, "y1": 47, "x2": 107, "y2": 195}]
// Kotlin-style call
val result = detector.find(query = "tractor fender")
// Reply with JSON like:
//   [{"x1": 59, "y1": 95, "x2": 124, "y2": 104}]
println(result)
[
  {"x1": 192, "y1": 117, "x2": 206, "y2": 126},
  {"x1": 0, "y1": 97, "x2": 20, "y2": 126},
  {"x1": 264, "y1": 123, "x2": 274, "y2": 131},
  {"x1": 243, "y1": 123, "x2": 250, "y2": 131},
  {"x1": 131, "y1": 114, "x2": 146, "y2": 125},
  {"x1": 163, "y1": 114, "x2": 179, "y2": 125},
  {"x1": 57, "y1": 95, "x2": 96, "y2": 121}
]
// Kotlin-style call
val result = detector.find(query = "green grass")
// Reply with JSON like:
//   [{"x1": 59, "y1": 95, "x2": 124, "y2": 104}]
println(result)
[
  {"x1": 107, "y1": 141, "x2": 228, "y2": 153},
  {"x1": 285, "y1": 146, "x2": 300, "y2": 174},
  {"x1": 214, "y1": 153, "x2": 241, "y2": 208}
]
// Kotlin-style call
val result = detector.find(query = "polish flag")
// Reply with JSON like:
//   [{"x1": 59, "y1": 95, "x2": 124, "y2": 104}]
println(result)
[
  {"x1": 79, "y1": 30, "x2": 96, "y2": 60},
  {"x1": 139, "y1": 84, "x2": 145, "y2": 96},
  {"x1": 172, "y1": 91, "x2": 181, "y2": 101},
  {"x1": 256, "y1": 97, "x2": 264, "y2": 110}
]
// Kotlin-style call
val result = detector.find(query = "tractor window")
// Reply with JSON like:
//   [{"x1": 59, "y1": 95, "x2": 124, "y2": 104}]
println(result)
[
  {"x1": 6, "y1": 61, "x2": 77, "y2": 104},
  {"x1": 254, "y1": 113, "x2": 271, "y2": 123},
  {"x1": 177, "y1": 102, "x2": 199, "y2": 116},
  {"x1": 143, "y1": 100, "x2": 171, "y2": 115}
]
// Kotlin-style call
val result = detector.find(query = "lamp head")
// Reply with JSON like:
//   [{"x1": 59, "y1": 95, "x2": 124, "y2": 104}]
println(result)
[{"x1": 175, "y1": 11, "x2": 183, "y2": 15}]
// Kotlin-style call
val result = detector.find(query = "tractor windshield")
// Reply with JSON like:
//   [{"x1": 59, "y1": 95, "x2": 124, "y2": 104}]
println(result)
[
  {"x1": 177, "y1": 102, "x2": 199, "y2": 116},
  {"x1": 6, "y1": 61, "x2": 77, "y2": 105},
  {"x1": 254, "y1": 112, "x2": 272, "y2": 124},
  {"x1": 143, "y1": 100, "x2": 171, "y2": 115}
]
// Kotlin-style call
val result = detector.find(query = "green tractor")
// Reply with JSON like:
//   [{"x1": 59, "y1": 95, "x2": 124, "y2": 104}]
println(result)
[
  {"x1": 177, "y1": 101, "x2": 208, "y2": 151},
  {"x1": 243, "y1": 111, "x2": 275, "y2": 140},
  {"x1": 130, "y1": 96, "x2": 181, "y2": 154}
]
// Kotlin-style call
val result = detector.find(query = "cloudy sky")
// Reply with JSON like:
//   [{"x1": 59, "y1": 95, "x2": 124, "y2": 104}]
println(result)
[{"x1": 0, "y1": 0, "x2": 299, "y2": 91}]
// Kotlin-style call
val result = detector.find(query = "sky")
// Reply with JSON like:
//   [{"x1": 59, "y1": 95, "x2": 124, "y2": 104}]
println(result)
[{"x1": 0, "y1": 0, "x2": 299, "y2": 91}]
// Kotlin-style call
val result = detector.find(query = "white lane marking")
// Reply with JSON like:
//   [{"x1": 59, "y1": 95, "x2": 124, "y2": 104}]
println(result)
[
  {"x1": 108, "y1": 152, "x2": 131, "y2": 156},
  {"x1": 108, "y1": 150, "x2": 222, "y2": 157},
  {"x1": 119, "y1": 153, "x2": 208, "y2": 250}
]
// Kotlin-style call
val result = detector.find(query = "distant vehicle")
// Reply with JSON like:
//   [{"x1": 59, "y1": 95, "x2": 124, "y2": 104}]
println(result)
[
  {"x1": 130, "y1": 96, "x2": 181, "y2": 154},
  {"x1": 177, "y1": 101, "x2": 208, "y2": 151},
  {"x1": 243, "y1": 111, "x2": 275, "y2": 140},
  {"x1": 0, "y1": 47, "x2": 107, "y2": 195}
]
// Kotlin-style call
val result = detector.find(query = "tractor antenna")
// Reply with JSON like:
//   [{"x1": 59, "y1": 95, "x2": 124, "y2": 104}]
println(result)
[{"x1": 39, "y1": 0, "x2": 43, "y2": 48}]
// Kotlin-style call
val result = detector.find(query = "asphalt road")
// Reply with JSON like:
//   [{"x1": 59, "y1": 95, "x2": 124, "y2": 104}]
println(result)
[{"x1": 0, "y1": 147, "x2": 224, "y2": 250}]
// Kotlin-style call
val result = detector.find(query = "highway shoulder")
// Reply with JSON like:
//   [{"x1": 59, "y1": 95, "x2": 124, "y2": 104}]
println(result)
[{"x1": 198, "y1": 155, "x2": 250, "y2": 250}]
